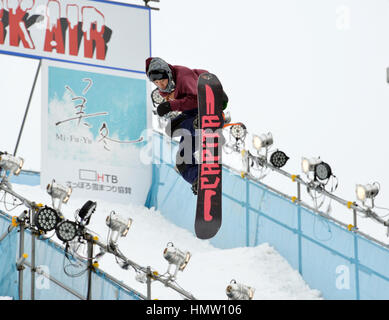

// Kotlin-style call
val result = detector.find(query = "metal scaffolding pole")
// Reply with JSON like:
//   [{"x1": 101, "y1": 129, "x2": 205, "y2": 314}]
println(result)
[
  {"x1": 31, "y1": 228, "x2": 36, "y2": 300},
  {"x1": 14, "y1": 59, "x2": 42, "y2": 157},
  {"x1": 22, "y1": 262, "x2": 87, "y2": 300},
  {"x1": 87, "y1": 236, "x2": 94, "y2": 300},
  {"x1": 18, "y1": 223, "x2": 25, "y2": 300},
  {"x1": 94, "y1": 238, "x2": 196, "y2": 300}
]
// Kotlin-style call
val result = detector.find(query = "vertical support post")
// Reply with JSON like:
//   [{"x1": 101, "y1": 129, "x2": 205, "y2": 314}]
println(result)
[
  {"x1": 146, "y1": 266, "x2": 152, "y2": 300},
  {"x1": 160, "y1": 132, "x2": 163, "y2": 164},
  {"x1": 245, "y1": 178, "x2": 250, "y2": 247},
  {"x1": 353, "y1": 233, "x2": 360, "y2": 300},
  {"x1": 31, "y1": 228, "x2": 36, "y2": 300},
  {"x1": 297, "y1": 179, "x2": 303, "y2": 275},
  {"x1": 87, "y1": 237, "x2": 94, "y2": 300},
  {"x1": 353, "y1": 207, "x2": 357, "y2": 230},
  {"x1": 18, "y1": 223, "x2": 25, "y2": 300},
  {"x1": 14, "y1": 59, "x2": 42, "y2": 156}
]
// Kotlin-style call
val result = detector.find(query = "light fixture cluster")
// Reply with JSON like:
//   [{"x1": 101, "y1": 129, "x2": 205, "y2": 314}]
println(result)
[
  {"x1": 251, "y1": 131, "x2": 289, "y2": 168},
  {"x1": 301, "y1": 157, "x2": 333, "y2": 183},
  {"x1": 240, "y1": 131, "x2": 289, "y2": 179},
  {"x1": 32, "y1": 180, "x2": 98, "y2": 246}
]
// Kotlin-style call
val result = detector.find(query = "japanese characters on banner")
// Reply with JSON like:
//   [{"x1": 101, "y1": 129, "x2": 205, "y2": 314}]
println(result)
[
  {"x1": 0, "y1": 0, "x2": 150, "y2": 72},
  {"x1": 41, "y1": 59, "x2": 153, "y2": 205}
]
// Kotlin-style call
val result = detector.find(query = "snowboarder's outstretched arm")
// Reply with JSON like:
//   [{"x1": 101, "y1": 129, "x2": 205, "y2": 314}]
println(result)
[{"x1": 169, "y1": 93, "x2": 198, "y2": 112}]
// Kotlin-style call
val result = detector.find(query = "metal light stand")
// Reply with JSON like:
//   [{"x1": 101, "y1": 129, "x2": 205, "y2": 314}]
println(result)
[
  {"x1": 86, "y1": 233, "x2": 94, "y2": 300},
  {"x1": 146, "y1": 266, "x2": 152, "y2": 300},
  {"x1": 31, "y1": 220, "x2": 36, "y2": 300},
  {"x1": 94, "y1": 237, "x2": 196, "y2": 300},
  {"x1": 14, "y1": 59, "x2": 42, "y2": 157},
  {"x1": 17, "y1": 215, "x2": 26, "y2": 300}
]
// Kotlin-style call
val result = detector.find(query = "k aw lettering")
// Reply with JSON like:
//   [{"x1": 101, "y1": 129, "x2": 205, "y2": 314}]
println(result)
[{"x1": 0, "y1": 0, "x2": 112, "y2": 59}]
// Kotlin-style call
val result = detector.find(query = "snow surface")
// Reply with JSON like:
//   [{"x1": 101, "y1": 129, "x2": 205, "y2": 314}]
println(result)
[{"x1": 2, "y1": 183, "x2": 323, "y2": 300}]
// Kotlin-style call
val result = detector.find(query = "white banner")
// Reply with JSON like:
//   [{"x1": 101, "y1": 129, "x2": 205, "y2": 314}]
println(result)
[
  {"x1": 0, "y1": 0, "x2": 150, "y2": 72},
  {"x1": 41, "y1": 59, "x2": 153, "y2": 205}
]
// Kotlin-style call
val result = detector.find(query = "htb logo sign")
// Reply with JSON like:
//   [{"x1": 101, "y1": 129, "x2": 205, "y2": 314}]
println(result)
[
  {"x1": 0, "y1": 0, "x2": 112, "y2": 60},
  {"x1": 79, "y1": 169, "x2": 118, "y2": 184}
]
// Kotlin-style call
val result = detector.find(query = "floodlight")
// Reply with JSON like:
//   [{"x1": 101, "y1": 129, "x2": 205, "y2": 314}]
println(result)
[
  {"x1": 230, "y1": 123, "x2": 247, "y2": 140},
  {"x1": 151, "y1": 88, "x2": 164, "y2": 108},
  {"x1": 34, "y1": 206, "x2": 61, "y2": 232},
  {"x1": 135, "y1": 272, "x2": 147, "y2": 284},
  {"x1": 270, "y1": 150, "x2": 289, "y2": 168},
  {"x1": 77, "y1": 200, "x2": 97, "y2": 226},
  {"x1": 106, "y1": 211, "x2": 132, "y2": 245},
  {"x1": 163, "y1": 242, "x2": 191, "y2": 279},
  {"x1": 315, "y1": 162, "x2": 332, "y2": 181},
  {"x1": 55, "y1": 220, "x2": 78, "y2": 242},
  {"x1": 224, "y1": 123, "x2": 247, "y2": 154},
  {"x1": 301, "y1": 157, "x2": 321, "y2": 174},
  {"x1": 0, "y1": 152, "x2": 24, "y2": 176},
  {"x1": 252, "y1": 133, "x2": 273, "y2": 151},
  {"x1": 226, "y1": 279, "x2": 255, "y2": 300},
  {"x1": 47, "y1": 180, "x2": 72, "y2": 204},
  {"x1": 356, "y1": 183, "x2": 380, "y2": 202}
]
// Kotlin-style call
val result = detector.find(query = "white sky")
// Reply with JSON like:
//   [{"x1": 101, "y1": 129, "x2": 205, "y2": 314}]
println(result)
[{"x1": 1, "y1": 0, "x2": 389, "y2": 239}]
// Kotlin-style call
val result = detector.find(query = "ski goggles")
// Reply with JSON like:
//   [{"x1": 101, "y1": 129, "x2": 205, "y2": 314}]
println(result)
[{"x1": 148, "y1": 70, "x2": 169, "y2": 81}]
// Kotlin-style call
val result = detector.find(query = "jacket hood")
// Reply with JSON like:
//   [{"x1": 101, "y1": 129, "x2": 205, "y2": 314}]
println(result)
[{"x1": 145, "y1": 57, "x2": 175, "y2": 93}]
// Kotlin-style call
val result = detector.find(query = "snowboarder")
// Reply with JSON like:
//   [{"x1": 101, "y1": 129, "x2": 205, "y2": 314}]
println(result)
[{"x1": 145, "y1": 57, "x2": 228, "y2": 195}]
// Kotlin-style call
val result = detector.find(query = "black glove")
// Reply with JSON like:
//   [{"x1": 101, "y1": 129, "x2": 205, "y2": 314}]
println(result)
[
  {"x1": 222, "y1": 90, "x2": 229, "y2": 110},
  {"x1": 157, "y1": 101, "x2": 172, "y2": 117}
]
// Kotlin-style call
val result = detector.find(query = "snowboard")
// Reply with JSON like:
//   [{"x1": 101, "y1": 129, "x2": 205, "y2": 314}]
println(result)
[{"x1": 195, "y1": 73, "x2": 224, "y2": 239}]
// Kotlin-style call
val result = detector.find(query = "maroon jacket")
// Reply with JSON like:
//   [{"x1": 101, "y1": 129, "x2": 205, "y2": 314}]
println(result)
[{"x1": 146, "y1": 58, "x2": 208, "y2": 112}]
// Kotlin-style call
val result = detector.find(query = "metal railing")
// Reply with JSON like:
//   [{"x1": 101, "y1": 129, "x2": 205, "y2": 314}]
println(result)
[
  {"x1": 0, "y1": 174, "x2": 196, "y2": 300},
  {"x1": 153, "y1": 128, "x2": 389, "y2": 250}
]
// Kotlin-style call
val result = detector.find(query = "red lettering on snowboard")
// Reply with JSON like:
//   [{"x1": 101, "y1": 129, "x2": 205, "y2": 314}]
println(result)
[
  {"x1": 202, "y1": 115, "x2": 220, "y2": 128},
  {"x1": 206, "y1": 84, "x2": 214, "y2": 114},
  {"x1": 203, "y1": 189, "x2": 216, "y2": 222},
  {"x1": 201, "y1": 176, "x2": 220, "y2": 190},
  {"x1": 201, "y1": 163, "x2": 220, "y2": 176},
  {"x1": 200, "y1": 84, "x2": 222, "y2": 223}
]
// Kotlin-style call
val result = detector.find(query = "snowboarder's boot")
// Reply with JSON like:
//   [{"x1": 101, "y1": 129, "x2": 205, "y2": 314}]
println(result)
[
  {"x1": 191, "y1": 178, "x2": 199, "y2": 195},
  {"x1": 193, "y1": 114, "x2": 199, "y2": 130}
]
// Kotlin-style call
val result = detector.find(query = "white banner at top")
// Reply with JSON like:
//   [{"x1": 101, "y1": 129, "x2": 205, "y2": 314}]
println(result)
[{"x1": 0, "y1": 0, "x2": 150, "y2": 72}]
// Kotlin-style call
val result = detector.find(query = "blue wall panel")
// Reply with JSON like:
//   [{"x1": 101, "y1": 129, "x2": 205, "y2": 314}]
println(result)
[{"x1": 146, "y1": 132, "x2": 389, "y2": 300}]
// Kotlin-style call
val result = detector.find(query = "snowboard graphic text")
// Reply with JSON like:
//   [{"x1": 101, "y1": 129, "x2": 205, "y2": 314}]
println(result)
[
  {"x1": 195, "y1": 73, "x2": 223, "y2": 239},
  {"x1": 200, "y1": 84, "x2": 221, "y2": 222}
]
